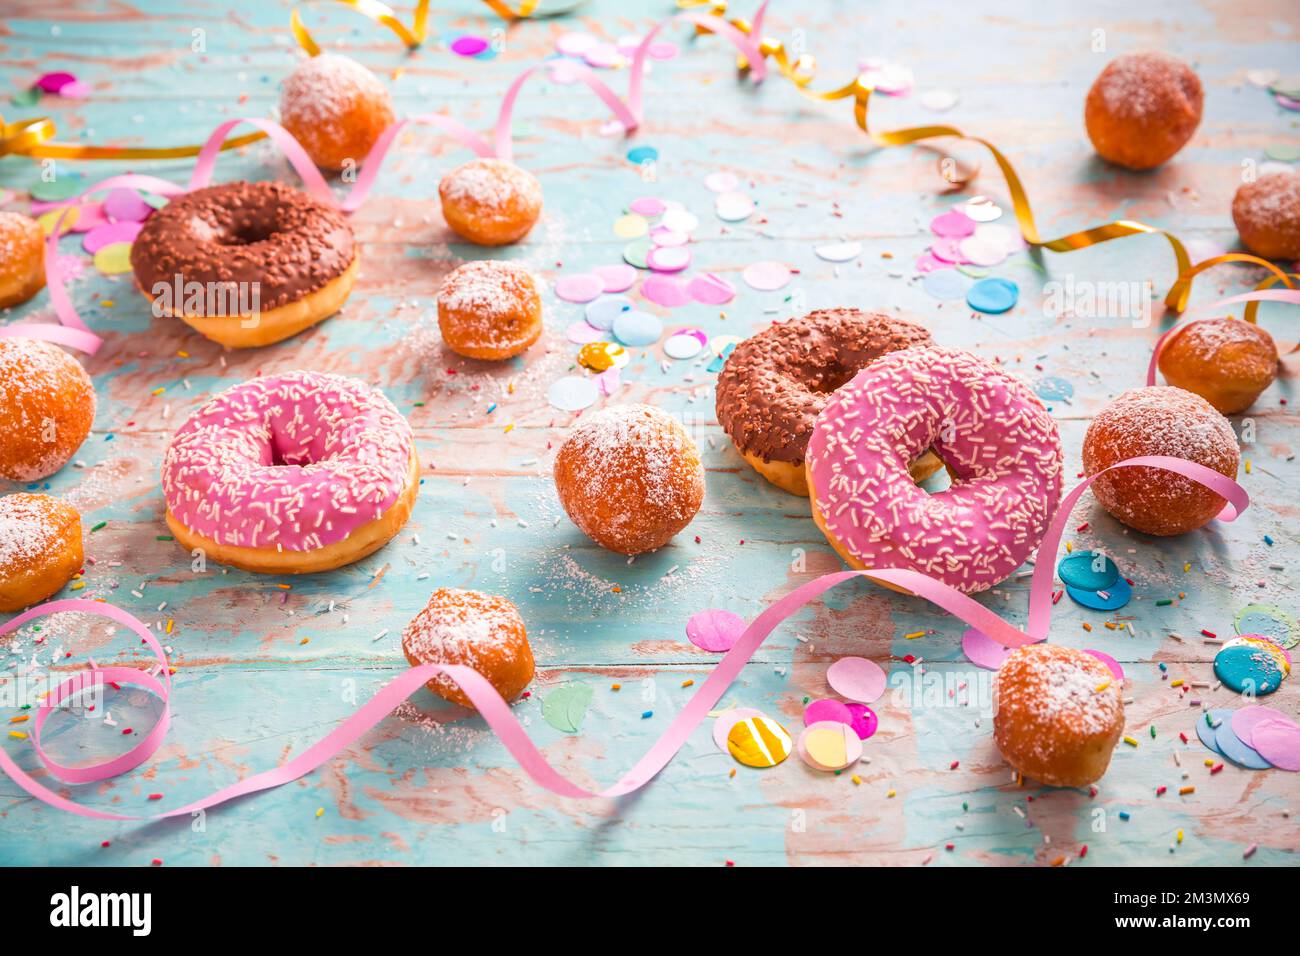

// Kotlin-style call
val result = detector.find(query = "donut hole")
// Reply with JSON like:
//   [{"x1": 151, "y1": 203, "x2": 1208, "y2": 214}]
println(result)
[
  {"x1": 805, "y1": 364, "x2": 858, "y2": 394},
  {"x1": 221, "y1": 219, "x2": 279, "y2": 246}
]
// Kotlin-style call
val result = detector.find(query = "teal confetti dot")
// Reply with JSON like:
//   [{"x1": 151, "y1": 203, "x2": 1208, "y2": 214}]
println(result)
[{"x1": 966, "y1": 277, "x2": 1019, "y2": 314}]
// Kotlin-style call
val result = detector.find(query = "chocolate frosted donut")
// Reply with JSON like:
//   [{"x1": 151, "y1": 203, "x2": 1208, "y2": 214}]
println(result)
[
  {"x1": 715, "y1": 309, "x2": 938, "y2": 495},
  {"x1": 131, "y1": 180, "x2": 357, "y2": 348}
]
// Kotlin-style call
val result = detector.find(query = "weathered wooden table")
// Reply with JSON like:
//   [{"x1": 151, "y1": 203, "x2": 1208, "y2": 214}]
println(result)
[{"x1": 1, "y1": 0, "x2": 1297, "y2": 866}]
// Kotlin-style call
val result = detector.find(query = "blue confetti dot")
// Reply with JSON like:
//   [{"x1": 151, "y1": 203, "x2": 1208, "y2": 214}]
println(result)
[
  {"x1": 966, "y1": 277, "x2": 1019, "y2": 314},
  {"x1": 1058, "y1": 551, "x2": 1119, "y2": 591},
  {"x1": 626, "y1": 145, "x2": 659, "y2": 165},
  {"x1": 585, "y1": 295, "x2": 633, "y2": 330},
  {"x1": 1034, "y1": 375, "x2": 1074, "y2": 401},
  {"x1": 922, "y1": 268, "x2": 972, "y2": 301},
  {"x1": 612, "y1": 310, "x2": 663, "y2": 347},
  {"x1": 1214, "y1": 642, "x2": 1285, "y2": 696}
]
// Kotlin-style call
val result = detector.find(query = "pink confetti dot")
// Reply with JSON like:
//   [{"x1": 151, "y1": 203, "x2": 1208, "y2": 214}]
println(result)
[
  {"x1": 629, "y1": 196, "x2": 666, "y2": 217},
  {"x1": 35, "y1": 71, "x2": 76, "y2": 93},
  {"x1": 826, "y1": 656, "x2": 886, "y2": 704},
  {"x1": 82, "y1": 220, "x2": 142, "y2": 254},
  {"x1": 640, "y1": 273, "x2": 691, "y2": 307},
  {"x1": 803, "y1": 698, "x2": 852, "y2": 727},
  {"x1": 687, "y1": 272, "x2": 735, "y2": 305},
  {"x1": 930, "y1": 209, "x2": 976, "y2": 238},
  {"x1": 646, "y1": 41, "x2": 678, "y2": 60},
  {"x1": 103, "y1": 188, "x2": 152, "y2": 223},
  {"x1": 594, "y1": 263, "x2": 637, "y2": 293},
  {"x1": 1083, "y1": 649, "x2": 1124, "y2": 682},
  {"x1": 686, "y1": 608, "x2": 745, "y2": 652},
  {"x1": 845, "y1": 703, "x2": 878, "y2": 740},
  {"x1": 68, "y1": 201, "x2": 107, "y2": 233},
  {"x1": 554, "y1": 274, "x2": 605, "y2": 303},
  {"x1": 450, "y1": 36, "x2": 489, "y2": 57}
]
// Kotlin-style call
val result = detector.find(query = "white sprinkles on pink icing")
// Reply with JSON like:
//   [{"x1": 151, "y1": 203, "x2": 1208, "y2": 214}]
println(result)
[
  {"x1": 806, "y1": 346, "x2": 1064, "y2": 594},
  {"x1": 162, "y1": 371, "x2": 413, "y2": 552}
]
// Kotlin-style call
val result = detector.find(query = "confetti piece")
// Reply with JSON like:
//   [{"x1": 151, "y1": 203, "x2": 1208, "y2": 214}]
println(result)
[
  {"x1": 541, "y1": 683, "x2": 593, "y2": 734},
  {"x1": 611, "y1": 309, "x2": 663, "y2": 347},
  {"x1": 685, "y1": 608, "x2": 745, "y2": 652},
  {"x1": 584, "y1": 294, "x2": 633, "y2": 330},
  {"x1": 727, "y1": 714, "x2": 792, "y2": 768},
  {"x1": 965, "y1": 277, "x2": 1019, "y2": 313},
  {"x1": 92, "y1": 242, "x2": 134, "y2": 275},
  {"x1": 555, "y1": 273, "x2": 605, "y2": 303},
  {"x1": 593, "y1": 263, "x2": 637, "y2": 293},
  {"x1": 546, "y1": 376, "x2": 599, "y2": 411},
  {"x1": 714, "y1": 191, "x2": 754, "y2": 221},
  {"x1": 450, "y1": 35, "x2": 489, "y2": 57},
  {"x1": 741, "y1": 260, "x2": 792, "y2": 291},
  {"x1": 686, "y1": 272, "x2": 736, "y2": 305},
  {"x1": 798, "y1": 721, "x2": 862, "y2": 771},
  {"x1": 826, "y1": 656, "x2": 886, "y2": 703},
  {"x1": 813, "y1": 240, "x2": 862, "y2": 262}
]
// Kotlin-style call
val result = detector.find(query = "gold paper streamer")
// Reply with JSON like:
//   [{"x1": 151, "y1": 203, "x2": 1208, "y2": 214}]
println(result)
[
  {"x1": 290, "y1": 0, "x2": 582, "y2": 58},
  {"x1": 682, "y1": 0, "x2": 1297, "y2": 314},
  {"x1": 1, "y1": 114, "x2": 265, "y2": 161}
]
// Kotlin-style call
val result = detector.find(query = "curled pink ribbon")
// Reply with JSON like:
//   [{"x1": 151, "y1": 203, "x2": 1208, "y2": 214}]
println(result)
[
  {"x1": 1145, "y1": 288, "x2": 1300, "y2": 387},
  {"x1": 0, "y1": 456, "x2": 1247, "y2": 818}
]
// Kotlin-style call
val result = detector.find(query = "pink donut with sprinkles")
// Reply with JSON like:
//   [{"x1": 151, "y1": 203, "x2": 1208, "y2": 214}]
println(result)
[
  {"x1": 806, "y1": 347, "x2": 1064, "y2": 594},
  {"x1": 162, "y1": 371, "x2": 419, "y2": 574}
]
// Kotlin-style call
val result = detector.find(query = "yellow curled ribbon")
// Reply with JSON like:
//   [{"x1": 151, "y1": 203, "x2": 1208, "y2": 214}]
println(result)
[
  {"x1": 683, "y1": 0, "x2": 1296, "y2": 316},
  {"x1": 1, "y1": 113, "x2": 265, "y2": 161},
  {"x1": 290, "y1": 0, "x2": 585, "y2": 57}
]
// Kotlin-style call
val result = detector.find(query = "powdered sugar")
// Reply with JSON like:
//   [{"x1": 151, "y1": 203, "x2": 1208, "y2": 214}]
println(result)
[
  {"x1": 437, "y1": 259, "x2": 540, "y2": 351},
  {"x1": 0, "y1": 493, "x2": 73, "y2": 573},
  {"x1": 995, "y1": 644, "x2": 1122, "y2": 764},
  {"x1": 439, "y1": 158, "x2": 542, "y2": 222},
  {"x1": 279, "y1": 53, "x2": 389, "y2": 130},
  {"x1": 1093, "y1": 50, "x2": 1200, "y2": 121}
]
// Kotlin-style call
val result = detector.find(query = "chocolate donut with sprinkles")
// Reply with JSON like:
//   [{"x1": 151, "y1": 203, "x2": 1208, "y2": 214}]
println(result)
[
  {"x1": 130, "y1": 181, "x2": 357, "y2": 349},
  {"x1": 162, "y1": 371, "x2": 419, "y2": 574},
  {"x1": 715, "y1": 308, "x2": 943, "y2": 496},
  {"x1": 805, "y1": 346, "x2": 1064, "y2": 594}
]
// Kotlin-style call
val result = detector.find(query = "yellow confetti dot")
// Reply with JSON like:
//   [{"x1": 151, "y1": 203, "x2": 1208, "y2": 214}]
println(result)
[
  {"x1": 612, "y1": 213, "x2": 649, "y2": 238},
  {"x1": 851, "y1": 774, "x2": 862, "y2": 785},
  {"x1": 886, "y1": 788, "x2": 897, "y2": 798},
  {"x1": 9, "y1": 731, "x2": 28, "y2": 740},
  {"x1": 1245, "y1": 460, "x2": 1252, "y2": 474},
  {"x1": 726, "y1": 714, "x2": 792, "y2": 769},
  {"x1": 99, "y1": 299, "x2": 114, "y2": 308},
  {"x1": 1123, "y1": 736, "x2": 1139, "y2": 747},
  {"x1": 315, "y1": 807, "x2": 325, "y2": 818},
  {"x1": 38, "y1": 205, "x2": 79, "y2": 235},
  {"x1": 93, "y1": 241, "x2": 134, "y2": 275}
]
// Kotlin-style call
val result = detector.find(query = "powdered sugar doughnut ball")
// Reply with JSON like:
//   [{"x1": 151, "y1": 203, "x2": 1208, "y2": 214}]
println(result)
[
  {"x1": 437, "y1": 260, "x2": 542, "y2": 360},
  {"x1": 0, "y1": 212, "x2": 45, "y2": 309},
  {"x1": 0, "y1": 338, "x2": 95, "y2": 481},
  {"x1": 280, "y1": 54, "x2": 395, "y2": 172},
  {"x1": 1082, "y1": 386, "x2": 1238, "y2": 536},
  {"x1": 554, "y1": 404, "x2": 705, "y2": 555},
  {"x1": 1085, "y1": 51, "x2": 1202, "y2": 170},
  {"x1": 402, "y1": 588, "x2": 534, "y2": 709},
  {"x1": 1232, "y1": 171, "x2": 1300, "y2": 260},
  {"x1": 0, "y1": 493, "x2": 83, "y2": 613},
  {"x1": 438, "y1": 158, "x2": 542, "y2": 246},
  {"x1": 1157, "y1": 317, "x2": 1277, "y2": 414},
  {"x1": 994, "y1": 644, "x2": 1124, "y2": 787}
]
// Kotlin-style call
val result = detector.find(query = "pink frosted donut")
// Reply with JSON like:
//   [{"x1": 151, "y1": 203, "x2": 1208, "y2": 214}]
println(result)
[
  {"x1": 806, "y1": 347, "x2": 1064, "y2": 594},
  {"x1": 162, "y1": 371, "x2": 419, "y2": 574}
]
